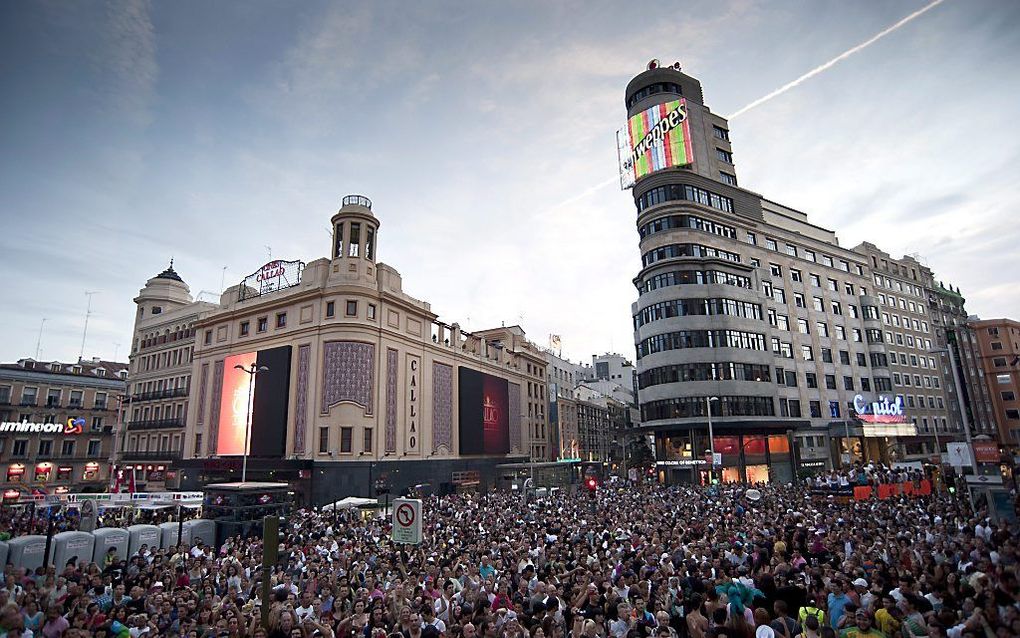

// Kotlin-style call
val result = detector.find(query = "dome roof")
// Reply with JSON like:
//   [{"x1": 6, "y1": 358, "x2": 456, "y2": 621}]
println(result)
[{"x1": 154, "y1": 259, "x2": 184, "y2": 283}]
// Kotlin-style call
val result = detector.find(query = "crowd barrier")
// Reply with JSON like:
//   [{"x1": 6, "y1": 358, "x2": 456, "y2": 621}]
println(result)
[{"x1": 0, "y1": 518, "x2": 215, "y2": 571}]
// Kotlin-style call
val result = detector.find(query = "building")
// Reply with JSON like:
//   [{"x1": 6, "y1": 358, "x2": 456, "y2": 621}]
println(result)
[
  {"x1": 0, "y1": 358, "x2": 127, "y2": 495},
  {"x1": 968, "y1": 318, "x2": 1020, "y2": 446},
  {"x1": 620, "y1": 61, "x2": 961, "y2": 483},
  {"x1": 177, "y1": 196, "x2": 546, "y2": 504},
  {"x1": 118, "y1": 262, "x2": 216, "y2": 491}
]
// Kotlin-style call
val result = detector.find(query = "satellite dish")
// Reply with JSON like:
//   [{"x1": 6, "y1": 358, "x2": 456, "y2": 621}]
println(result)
[
  {"x1": 647, "y1": 59, "x2": 660, "y2": 70},
  {"x1": 745, "y1": 488, "x2": 762, "y2": 501}
]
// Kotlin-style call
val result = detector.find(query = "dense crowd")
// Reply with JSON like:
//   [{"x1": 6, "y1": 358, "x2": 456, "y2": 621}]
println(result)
[
  {"x1": 0, "y1": 481, "x2": 1018, "y2": 638},
  {"x1": 803, "y1": 463, "x2": 928, "y2": 491},
  {"x1": 0, "y1": 507, "x2": 199, "y2": 540}
]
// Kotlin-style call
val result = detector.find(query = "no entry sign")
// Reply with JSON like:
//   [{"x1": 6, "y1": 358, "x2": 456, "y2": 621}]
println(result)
[{"x1": 391, "y1": 498, "x2": 422, "y2": 545}]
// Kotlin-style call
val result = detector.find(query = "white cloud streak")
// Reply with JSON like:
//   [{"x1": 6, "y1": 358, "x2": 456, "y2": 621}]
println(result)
[{"x1": 726, "y1": 0, "x2": 947, "y2": 120}]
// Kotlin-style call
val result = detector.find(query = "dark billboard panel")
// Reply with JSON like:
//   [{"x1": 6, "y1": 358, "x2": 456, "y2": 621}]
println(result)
[
  {"x1": 458, "y1": 368, "x2": 509, "y2": 455},
  {"x1": 217, "y1": 346, "x2": 291, "y2": 457}
]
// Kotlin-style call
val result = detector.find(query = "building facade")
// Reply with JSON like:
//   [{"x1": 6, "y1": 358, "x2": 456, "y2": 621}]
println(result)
[
  {"x1": 118, "y1": 264, "x2": 215, "y2": 491},
  {"x1": 0, "y1": 358, "x2": 127, "y2": 495},
  {"x1": 968, "y1": 318, "x2": 1020, "y2": 446},
  {"x1": 621, "y1": 63, "x2": 962, "y2": 483},
  {"x1": 177, "y1": 196, "x2": 546, "y2": 504}
]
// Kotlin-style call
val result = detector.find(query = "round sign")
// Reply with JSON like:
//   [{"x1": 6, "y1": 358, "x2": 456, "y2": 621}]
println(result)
[{"x1": 396, "y1": 503, "x2": 416, "y2": 528}]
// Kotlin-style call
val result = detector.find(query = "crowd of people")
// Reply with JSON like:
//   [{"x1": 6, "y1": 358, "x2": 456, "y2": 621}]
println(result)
[
  {"x1": 803, "y1": 463, "x2": 929, "y2": 491},
  {"x1": 0, "y1": 481, "x2": 1017, "y2": 638},
  {"x1": 0, "y1": 506, "x2": 199, "y2": 541}
]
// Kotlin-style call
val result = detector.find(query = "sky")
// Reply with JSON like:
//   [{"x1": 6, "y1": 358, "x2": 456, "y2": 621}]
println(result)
[{"x1": 1, "y1": 0, "x2": 1018, "y2": 367}]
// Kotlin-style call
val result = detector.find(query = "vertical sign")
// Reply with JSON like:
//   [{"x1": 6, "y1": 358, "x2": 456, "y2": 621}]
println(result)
[
  {"x1": 391, "y1": 498, "x2": 422, "y2": 544},
  {"x1": 406, "y1": 354, "x2": 420, "y2": 454}
]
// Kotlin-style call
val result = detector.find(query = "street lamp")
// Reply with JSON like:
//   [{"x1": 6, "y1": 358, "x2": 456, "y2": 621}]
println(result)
[
  {"x1": 929, "y1": 346, "x2": 975, "y2": 511},
  {"x1": 234, "y1": 363, "x2": 269, "y2": 483},
  {"x1": 706, "y1": 396, "x2": 719, "y2": 483}
]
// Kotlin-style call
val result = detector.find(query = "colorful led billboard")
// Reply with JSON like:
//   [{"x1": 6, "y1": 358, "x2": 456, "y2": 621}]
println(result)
[
  {"x1": 617, "y1": 98, "x2": 694, "y2": 189},
  {"x1": 217, "y1": 346, "x2": 292, "y2": 457},
  {"x1": 458, "y1": 368, "x2": 510, "y2": 455}
]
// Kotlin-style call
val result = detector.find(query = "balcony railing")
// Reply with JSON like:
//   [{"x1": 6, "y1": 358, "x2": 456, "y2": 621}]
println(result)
[
  {"x1": 129, "y1": 388, "x2": 189, "y2": 403},
  {"x1": 120, "y1": 450, "x2": 182, "y2": 462},
  {"x1": 126, "y1": 417, "x2": 184, "y2": 431}
]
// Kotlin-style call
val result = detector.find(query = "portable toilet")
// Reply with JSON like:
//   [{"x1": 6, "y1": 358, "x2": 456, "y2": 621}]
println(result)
[
  {"x1": 7, "y1": 536, "x2": 46, "y2": 570},
  {"x1": 126, "y1": 524, "x2": 160, "y2": 556},
  {"x1": 182, "y1": 519, "x2": 215, "y2": 548},
  {"x1": 91, "y1": 527, "x2": 129, "y2": 565},
  {"x1": 49, "y1": 531, "x2": 95, "y2": 571},
  {"x1": 159, "y1": 521, "x2": 191, "y2": 548},
  {"x1": 0, "y1": 540, "x2": 10, "y2": 566}
]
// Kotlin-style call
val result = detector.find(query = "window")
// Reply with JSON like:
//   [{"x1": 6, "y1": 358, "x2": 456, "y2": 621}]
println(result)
[
  {"x1": 1002, "y1": 391, "x2": 1017, "y2": 401},
  {"x1": 806, "y1": 373, "x2": 818, "y2": 389},
  {"x1": 998, "y1": 374, "x2": 1011, "y2": 384},
  {"x1": 804, "y1": 249, "x2": 816, "y2": 262},
  {"x1": 844, "y1": 376, "x2": 855, "y2": 391},
  {"x1": 276, "y1": 312, "x2": 287, "y2": 328},
  {"x1": 823, "y1": 255, "x2": 834, "y2": 268},
  {"x1": 785, "y1": 371, "x2": 798, "y2": 387},
  {"x1": 713, "y1": 125, "x2": 730, "y2": 140},
  {"x1": 816, "y1": 322, "x2": 829, "y2": 337},
  {"x1": 13, "y1": 440, "x2": 28, "y2": 457},
  {"x1": 95, "y1": 392, "x2": 107, "y2": 409},
  {"x1": 204, "y1": 330, "x2": 212, "y2": 345},
  {"x1": 769, "y1": 263, "x2": 782, "y2": 277},
  {"x1": 47, "y1": 389, "x2": 61, "y2": 407},
  {"x1": 340, "y1": 427, "x2": 353, "y2": 453},
  {"x1": 194, "y1": 433, "x2": 203, "y2": 456},
  {"x1": 829, "y1": 401, "x2": 841, "y2": 418},
  {"x1": 368, "y1": 304, "x2": 377, "y2": 320},
  {"x1": 790, "y1": 269, "x2": 802, "y2": 283},
  {"x1": 69, "y1": 390, "x2": 83, "y2": 408},
  {"x1": 809, "y1": 401, "x2": 822, "y2": 418},
  {"x1": 326, "y1": 302, "x2": 335, "y2": 318},
  {"x1": 994, "y1": 357, "x2": 1007, "y2": 367},
  {"x1": 853, "y1": 328, "x2": 864, "y2": 342},
  {"x1": 840, "y1": 351, "x2": 851, "y2": 365},
  {"x1": 765, "y1": 238, "x2": 778, "y2": 251},
  {"x1": 773, "y1": 288, "x2": 786, "y2": 304},
  {"x1": 794, "y1": 293, "x2": 806, "y2": 308},
  {"x1": 861, "y1": 378, "x2": 871, "y2": 392},
  {"x1": 61, "y1": 440, "x2": 75, "y2": 456},
  {"x1": 318, "y1": 427, "x2": 329, "y2": 453},
  {"x1": 366, "y1": 227, "x2": 375, "y2": 260},
  {"x1": 857, "y1": 353, "x2": 867, "y2": 367},
  {"x1": 346, "y1": 300, "x2": 358, "y2": 316},
  {"x1": 38, "y1": 440, "x2": 52, "y2": 456},
  {"x1": 849, "y1": 305, "x2": 859, "y2": 319},
  {"x1": 831, "y1": 301, "x2": 842, "y2": 315},
  {"x1": 827, "y1": 278, "x2": 838, "y2": 292},
  {"x1": 801, "y1": 345, "x2": 814, "y2": 361},
  {"x1": 257, "y1": 317, "x2": 268, "y2": 332},
  {"x1": 716, "y1": 148, "x2": 733, "y2": 163},
  {"x1": 844, "y1": 282, "x2": 855, "y2": 295},
  {"x1": 239, "y1": 321, "x2": 250, "y2": 336},
  {"x1": 834, "y1": 325, "x2": 846, "y2": 340},
  {"x1": 87, "y1": 440, "x2": 101, "y2": 456},
  {"x1": 988, "y1": 327, "x2": 999, "y2": 336},
  {"x1": 751, "y1": 258, "x2": 760, "y2": 268},
  {"x1": 746, "y1": 232, "x2": 756, "y2": 245},
  {"x1": 812, "y1": 296, "x2": 824, "y2": 312},
  {"x1": 775, "y1": 314, "x2": 790, "y2": 331},
  {"x1": 720, "y1": 172, "x2": 737, "y2": 186},
  {"x1": 822, "y1": 348, "x2": 833, "y2": 363},
  {"x1": 348, "y1": 222, "x2": 361, "y2": 257},
  {"x1": 363, "y1": 428, "x2": 373, "y2": 453},
  {"x1": 825, "y1": 375, "x2": 837, "y2": 390},
  {"x1": 810, "y1": 274, "x2": 821, "y2": 287},
  {"x1": 991, "y1": 342, "x2": 1004, "y2": 350},
  {"x1": 1007, "y1": 409, "x2": 1020, "y2": 420},
  {"x1": 798, "y1": 319, "x2": 810, "y2": 334}
]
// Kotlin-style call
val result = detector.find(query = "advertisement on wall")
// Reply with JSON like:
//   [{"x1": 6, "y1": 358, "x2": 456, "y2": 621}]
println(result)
[
  {"x1": 617, "y1": 98, "x2": 694, "y2": 189},
  {"x1": 217, "y1": 346, "x2": 292, "y2": 457},
  {"x1": 458, "y1": 368, "x2": 510, "y2": 455}
]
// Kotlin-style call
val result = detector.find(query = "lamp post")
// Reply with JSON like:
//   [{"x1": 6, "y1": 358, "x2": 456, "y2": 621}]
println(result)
[
  {"x1": 930, "y1": 346, "x2": 975, "y2": 511},
  {"x1": 234, "y1": 363, "x2": 269, "y2": 484},
  {"x1": 706, "y1": 396, "x2": 719, "y2": 484}
]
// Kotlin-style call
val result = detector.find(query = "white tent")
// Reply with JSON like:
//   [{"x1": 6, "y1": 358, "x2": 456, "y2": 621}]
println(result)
[{"x1": 324, "y1": 496, "x2": 377, "y2": 510}]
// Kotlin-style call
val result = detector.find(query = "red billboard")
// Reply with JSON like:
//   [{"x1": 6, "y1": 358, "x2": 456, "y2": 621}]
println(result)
[
  {"x1": 218, "y1": 352, "x2": 257, "y2": 455},
  {"x1": 458, "y1": 368, "x2": 510, "y2": 455}
]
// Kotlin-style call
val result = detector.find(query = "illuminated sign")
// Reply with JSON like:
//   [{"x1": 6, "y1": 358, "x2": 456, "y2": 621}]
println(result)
[
  {"x1": 34, "y1": 463, "x2": 53, "y2": 482},
  {"x1": 0, "y1": 418, "x2": 85, "y2": 435},
  {"x1": 458, "y1": 368, "x2": 510, "y2": 456},
  {"x1": 238, "y1": 259, "x2": 303, "y2": 301},
  {"x1": 617, "y1": 98, "x2": 694, "y2": 189},
  {"x1": 216, "y1": 347, "x2": 291, "y2": 457},
  {"x1": 852, "y1": 394, "x2": 908, "y2": 424},
  {"x1": 656, "y1": 459, "x2": 707, "y2": 466},
  {"x1": 218, "y1": 352, "x2": 257, "y2": 455}
]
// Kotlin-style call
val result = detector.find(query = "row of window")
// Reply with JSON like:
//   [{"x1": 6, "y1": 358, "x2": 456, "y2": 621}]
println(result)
[
  {"x1": 888, "y1": 351, "x2": 937, "y2": 370},
  {"x1": 3, "y1": 438, "x2": 103, "y2": 458},
  {"x1": 765, "y1": 263, "x2": 872, "y2": 299},
  {"x1": 626, "y1": 82, "x2": 683, "y2": 109},
  {"x1": 885, "y1": 332, "x2": 932, "y2": 350},
  {"x1": 135, "y1": 346, "x2": 192, "y2": 373},
  {"x1": 318, "y1": 425, "x2": 374, "y2": 454},
  {"x1": 775, "y1": 368, "x2": 893, "y2": 393},
  {"x1": 212, "y1": 301, "x2": 380, "y2": 345},
  {"x1": 642, "y1": 243, "x2": 741, "y2": 267},
  {"x1": 892, "y1": 371, "x2": 942, "y2": 390},
  {"x1": 633, "y1": 298, "x2": 763, "y2": 329},
  {"x1": 641, "y1": 395, "x2": 776, "y2": 421},
  {"x1": 1, "y1": 386, "x2": 109, "y2": 409},
  {"x1": 882, "y1": 312, "x2": 930, "y2": 333},
  {"x1": 873, "y1": 272, "x2": 924, "y2": 297},
  {"x1": 637, "y1": 362, "x2": 772, "y2": 389},
  {"x1": 637, "y1": 269, "x2": 752, "y2": 295},
  {"x1": 636, "y1": 184, "x2": 736, "y2": 215},
  {"x1": 636, "y1": 330, "x2": 766, "y2": 359},
  {"x1": 747, "y1": 232, "x2": 865, "y2": 275},
  {"x1": 2, "y1": 413, "x2": 107, "y2": 430},
  {"x1": 767, "y1": 309, "x2": 869, "y2": 342},
  {"x1": 638, "y1": 213, "x2": 737, "y2": 240},
  {"x1": 878, "y1": 292, "x2": 928, "y2": 317},
  {"x1": 333, "y1": 221, "x2": 376, "y2": 261}
]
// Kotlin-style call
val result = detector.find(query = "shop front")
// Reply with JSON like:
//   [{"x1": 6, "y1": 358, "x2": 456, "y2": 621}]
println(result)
[{"x1": 654, "y1": 425, "x2": 800, "y2": 485}]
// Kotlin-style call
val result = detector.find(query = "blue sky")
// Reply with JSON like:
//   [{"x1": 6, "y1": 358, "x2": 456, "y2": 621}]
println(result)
[{"x1": 1, "y1": 0, "x2": 1018, "y2": 366}]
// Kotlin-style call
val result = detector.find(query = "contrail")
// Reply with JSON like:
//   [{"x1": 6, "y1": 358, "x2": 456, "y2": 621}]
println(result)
[{"x1": 727, "y1": 0, "x2": 947, "y2": 120}]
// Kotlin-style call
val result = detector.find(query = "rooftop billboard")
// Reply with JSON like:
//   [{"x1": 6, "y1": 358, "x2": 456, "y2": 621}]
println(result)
[{"x1": 617, "y1": 98, "x2": 693, "y2": 189}]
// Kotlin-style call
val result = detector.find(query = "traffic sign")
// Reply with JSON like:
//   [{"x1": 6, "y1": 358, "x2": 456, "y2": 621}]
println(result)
[{"x1": 391, "y1": 498, "x2": 422, "y2": 545}]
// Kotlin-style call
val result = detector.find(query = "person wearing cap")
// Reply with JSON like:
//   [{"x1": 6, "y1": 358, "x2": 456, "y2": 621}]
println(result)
[{"x1": 836, "y1": 609, "x2": 884, "y2": 638}]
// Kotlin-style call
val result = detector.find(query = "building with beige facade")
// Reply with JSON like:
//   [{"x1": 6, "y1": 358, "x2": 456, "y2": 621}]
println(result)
[
  {"x1": 175, "y1": 196, "x2": 547, "y2": 504},
  {"x1": 0, "y1": 358, "x2": 127, "y2": 496}
]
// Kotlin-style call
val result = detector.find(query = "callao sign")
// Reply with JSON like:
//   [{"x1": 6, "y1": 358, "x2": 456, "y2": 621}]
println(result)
[
  {"x1": 0, "y1": 418, "x2": 86, "y2": 435},
  {"x1": 239, "y1": 259, "x2": 303, "y2": 300}
]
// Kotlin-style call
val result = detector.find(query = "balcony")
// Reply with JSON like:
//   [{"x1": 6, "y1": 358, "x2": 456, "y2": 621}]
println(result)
[
  {"x1": 126, "y1": 417, "x2": 184, "y2": 431},
  {"x1": 129, "y1": 387, "x2": 189, "y2": 403},
  {"x1": 120, "y1": 450, "x2": 182, "y2": 462}
]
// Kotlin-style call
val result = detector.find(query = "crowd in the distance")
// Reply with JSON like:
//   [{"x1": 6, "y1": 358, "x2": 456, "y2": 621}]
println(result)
[
  {"x1": 0, "y1": 478, "x2": 1018, "y2": 638},
  {"x1": 804, "y1": 463, "x2": 928, "y2": 491}
]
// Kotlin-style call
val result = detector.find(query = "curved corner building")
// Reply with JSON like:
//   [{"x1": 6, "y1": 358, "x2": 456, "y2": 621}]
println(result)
[{"x1": 623, "y1": 63, "x2": 909, "y2": 484}]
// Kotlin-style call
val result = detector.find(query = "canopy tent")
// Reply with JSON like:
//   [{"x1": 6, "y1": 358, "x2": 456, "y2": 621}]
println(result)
[{"x1": 325, "y1": 496, "x2": 377, "y2": 510}]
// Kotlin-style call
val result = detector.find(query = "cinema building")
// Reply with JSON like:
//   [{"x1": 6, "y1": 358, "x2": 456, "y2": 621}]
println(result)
[
  {"x1": 621, "y1": 62, "x2": 963, "y2": 483},
  {"x1": 176, "y1": 196, "x2": 548, "y2": 504}
]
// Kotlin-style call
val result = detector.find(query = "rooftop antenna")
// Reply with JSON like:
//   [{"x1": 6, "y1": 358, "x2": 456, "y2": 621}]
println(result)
[
  {"x1": 219, "y1": 266, "x2": 228, "y2": 293},
  {"x1": 113, "y1": 342, "x2": 121, "y2": 361},
  {"x1": 79, "y1": 291, "x2": 99, "y2": 362},
  {"x1": 35, "y1": 318, "x2": 47, "y2": 360},
  {"x1": 265, "y1": 245, "x2": 272, "y2": 261}
]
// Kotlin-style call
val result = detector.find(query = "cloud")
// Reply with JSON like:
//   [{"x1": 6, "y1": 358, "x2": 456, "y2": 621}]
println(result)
[{"x1": 93, "y1": 0, "x2": 158, "y2": 127}]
